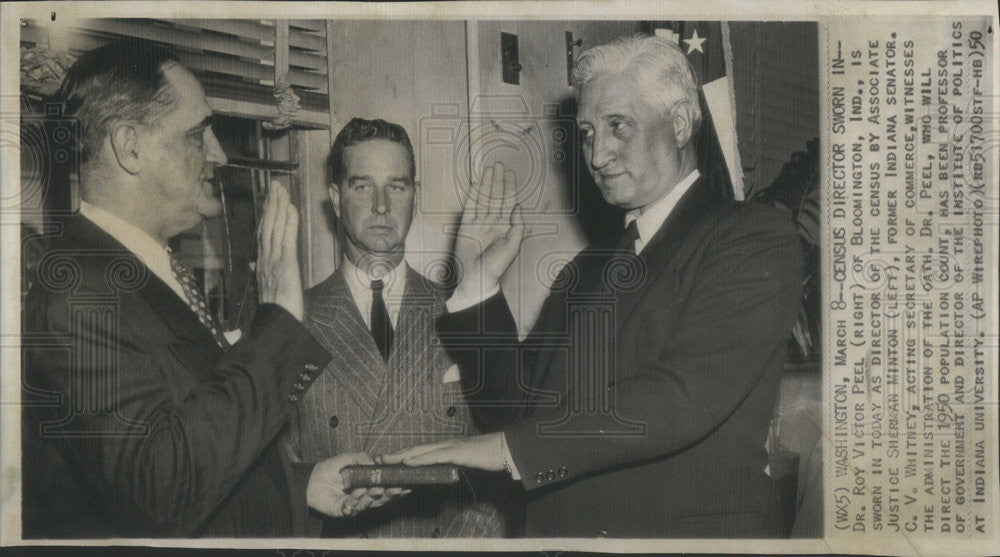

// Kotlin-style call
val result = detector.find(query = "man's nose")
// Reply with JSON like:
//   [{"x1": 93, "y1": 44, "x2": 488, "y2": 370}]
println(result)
[
  {"x1": 372, "y1": 187, "x2": 389, "y2": 215},
  {"x1": 589, "y1": 132, "x2": 615, "y2": 170},
  {"x1": 204, "y1": 128, "x2": 228, "y2": 166}
]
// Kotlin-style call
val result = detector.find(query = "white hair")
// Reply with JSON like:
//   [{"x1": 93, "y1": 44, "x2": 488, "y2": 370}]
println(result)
[{"x1": 572, "y1": 33, "x2": 702, "y2": 132}]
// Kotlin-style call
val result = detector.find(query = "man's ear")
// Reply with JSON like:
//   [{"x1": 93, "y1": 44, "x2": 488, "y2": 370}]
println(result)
[
  {"x1": 410, "y1": 180, "x2": 420, "y2": 216},
  {"x1": 670, "y1": 101, "x2": 697, "y2": 150},
  {"x1": 328, "y1": 184, "x2": 341, "y2": 219},
  {"x1": 108, "y1": 121, "x2": 143, "y2": 175}
]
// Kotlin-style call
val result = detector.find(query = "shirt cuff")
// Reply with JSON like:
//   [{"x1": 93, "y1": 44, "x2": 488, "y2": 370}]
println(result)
[
  {"x1": 501, "y1": 432, "x2": 521, "y2": 481},
  {"x1": 446, "y1": 284, "x2": 500, "y2": 313}
]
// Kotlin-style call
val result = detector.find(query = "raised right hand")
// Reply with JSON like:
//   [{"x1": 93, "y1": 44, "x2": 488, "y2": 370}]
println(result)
[
  {"x1": 255, "y1": 183, "x2": 304, "y2": 321},
  {"x1": 451, "y1": 161, "x2": 525, "y2": 301}
]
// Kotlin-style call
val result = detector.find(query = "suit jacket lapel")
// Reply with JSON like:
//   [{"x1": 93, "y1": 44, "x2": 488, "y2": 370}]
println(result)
[
  {"x1": 614, "y1": 176, "x2": 715, "y2": 334},
  {"x1": 57, "y1": 215, "x2": 223, "y2": 371},
  {"x1": 366, "y1": 267, "x2": 450, "y2": 449},
  {"x1": 305, "y1": 269, "x2": 385, "y2": 419}
]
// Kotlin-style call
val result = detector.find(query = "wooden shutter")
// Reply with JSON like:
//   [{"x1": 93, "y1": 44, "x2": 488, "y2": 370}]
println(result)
[{"x1": 20, "y1": 18, "x2": 330, "y2": 116}]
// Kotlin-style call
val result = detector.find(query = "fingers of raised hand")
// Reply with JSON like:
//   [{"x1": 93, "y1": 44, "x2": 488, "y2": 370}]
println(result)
[
  {"x1": 257, "y1": 185, "x2": 278, "y2": 260},
  {"x1": 461, "y1": 180, "x2": 480, "y2": 225},
  {"x1": 499, "y1": 168, "x2": 516, "y2": 217},
  {"x1": 488, "y1": 162, "x2": 505, "y2": 217},
  {"x1": 479, "y1": 164, "x2": 494, "y2": 218},
  {"x1": 269, "y1": 186, "x2": 289, "y2": 262},
  {"x1": 278, "y1": 203, "x2": 299, "y2": 277},
  {"x1": 281, "y1": 202, "x2": 299, "y2": 253}
]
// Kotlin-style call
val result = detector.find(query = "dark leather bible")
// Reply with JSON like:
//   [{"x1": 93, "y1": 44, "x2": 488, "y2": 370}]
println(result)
[{"x1": 340, "y1": 465, "x2": 461, "y2": 490}]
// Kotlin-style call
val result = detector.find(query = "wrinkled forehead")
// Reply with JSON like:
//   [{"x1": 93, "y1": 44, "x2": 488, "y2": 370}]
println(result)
[
  {"x1": 577, "y1": 73, "x2": 647, "y2": 121},
  {"x1": 342, "y1": 139, "x2": 415, "y2": 180}
]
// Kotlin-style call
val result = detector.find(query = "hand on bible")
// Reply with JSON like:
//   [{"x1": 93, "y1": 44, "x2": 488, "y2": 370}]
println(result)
[
  {"x1": 380, "y1": 432, "x2": 506, "y2": 472},
  {"x1": 307, "y1": 452, "x2": 406, "y2": 518}
]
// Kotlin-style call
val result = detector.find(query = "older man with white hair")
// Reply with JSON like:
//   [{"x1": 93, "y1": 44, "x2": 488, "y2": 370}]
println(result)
[{"x1": 386, "y1": 33, "x2": 803, "y2": 538}]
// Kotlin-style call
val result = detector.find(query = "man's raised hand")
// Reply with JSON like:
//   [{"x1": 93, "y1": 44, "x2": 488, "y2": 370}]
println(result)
[
  {"x1": 451, "y1": 162, "x2": 525, "y2": 302},
  {"x1": 255, "y1": 184, "x2": 304, "y2": 321}
]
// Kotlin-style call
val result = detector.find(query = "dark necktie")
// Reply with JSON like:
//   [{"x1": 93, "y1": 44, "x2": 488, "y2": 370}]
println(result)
[
  {"x1": 370, "y1": 279, "x2": 393, "y2": 362},
  {"x1": 168, "y1": 250, "x2": 228, "y2": 348},
  {"x1": 619, "y1": 219, "x2": 640, "y2": 255}
]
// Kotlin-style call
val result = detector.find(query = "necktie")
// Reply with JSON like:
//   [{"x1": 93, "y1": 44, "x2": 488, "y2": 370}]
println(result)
[
  {"x1": 619, "y1": 219, "x2": 640, "y2": 255},
  {"x1": 169, "y1": 250, "x2": 228, "y2": 348},
  {"x1": 370, "y1": 279, "x2": 393, "y2": 362}
]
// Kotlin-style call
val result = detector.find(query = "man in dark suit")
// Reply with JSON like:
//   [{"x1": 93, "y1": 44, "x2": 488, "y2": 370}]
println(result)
[
  {"x1": 21, "y1": 40, "x2": 392, "y2": 538},
  {"x1": 386, "y1": 33, "x2": 803, "y2": 538},
  {"x1": 285, "y1": 118, "x2": 502, "y2": 537}
]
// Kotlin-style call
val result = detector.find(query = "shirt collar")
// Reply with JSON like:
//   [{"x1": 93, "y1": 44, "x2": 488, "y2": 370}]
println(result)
[
  {"x1": 624, "y1": 169, "x2": 700, "y2": 252},
  {"x1": 341, "y1": 255, "x2": 407, "y2": 301},
  {"x1": 79, "y1": 200, "x2": 187, "y2": 300}
]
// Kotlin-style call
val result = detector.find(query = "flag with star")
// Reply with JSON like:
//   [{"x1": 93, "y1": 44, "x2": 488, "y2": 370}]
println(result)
[{"x1": 650, "y1": 21, "x2": 745, "y2": 200}]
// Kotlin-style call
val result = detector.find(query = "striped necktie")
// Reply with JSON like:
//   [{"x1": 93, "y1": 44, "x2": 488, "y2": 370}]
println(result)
[{"x1": 168, "y1": 250, "x2": 229, "y2": 348}]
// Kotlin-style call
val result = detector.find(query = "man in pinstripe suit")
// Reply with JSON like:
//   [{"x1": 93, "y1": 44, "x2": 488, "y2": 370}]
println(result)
[{"x1": 284, "y1": 118, "x2": 503, "y2": 538}]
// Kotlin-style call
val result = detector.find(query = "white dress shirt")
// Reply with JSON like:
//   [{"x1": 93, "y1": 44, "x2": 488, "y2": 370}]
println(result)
[
  {"x1": 79, "y1": 201, "x2": 187, "y2": 302},
  {"x1": 340, "y1": 256, "x2": 406, "y2": 328},
  {"x1": 624, "y1": 169, "x2": 700, "y2": 255}
]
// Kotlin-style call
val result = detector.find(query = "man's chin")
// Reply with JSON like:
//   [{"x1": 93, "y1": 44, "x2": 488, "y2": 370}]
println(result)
[
  {"x1": 200, "y1": 199, "x2": 224, "y2": 219},
  {"x1": 598, "y1": 184, "x2": 631, "y2": 208}
]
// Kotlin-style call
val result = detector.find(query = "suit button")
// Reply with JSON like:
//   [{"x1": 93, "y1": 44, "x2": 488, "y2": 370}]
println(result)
[
  {"x1": 534, "y1": 472, "x2": 544, "y2": 484},
  {"x1": 558, "y1": 466, "x2": 568, "y2": 478},
  {"x1": 287, "y1": 393, "x2": 299, "y2": 403},
  {"x1": 546, "y1": 469, "x2": 555, "y2": 481},
  {"x1": 305, "y1": 363, "x2": 318, "y2": 372},
  {"x1": 431, "y1": 527, "x2": 441, "y2": 537},
  {"x1": 596, "y1": 529, "x2": 608, "y2": 537},
  {"x1": 293, "y1": 382, "x2": 305, "y2": 391},
  {"x1": 328, "y1": 415, "x2": 339, "y2": 429},
  {"x1": 299, "y1": 372, "x2": 310, "y2": 382},
  {"x1": 446, "y1": 405, "x2": 457, "y2": 417}
]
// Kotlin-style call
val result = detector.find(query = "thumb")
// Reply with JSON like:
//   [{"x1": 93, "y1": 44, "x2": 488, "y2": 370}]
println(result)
[{"x1": 505, "y1": 204, "x2": 525, "y2": 247}]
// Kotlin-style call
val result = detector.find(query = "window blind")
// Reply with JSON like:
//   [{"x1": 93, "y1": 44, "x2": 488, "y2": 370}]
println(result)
[{"x1": 20, "y1": 18, "x2": 329, "y2": 112}]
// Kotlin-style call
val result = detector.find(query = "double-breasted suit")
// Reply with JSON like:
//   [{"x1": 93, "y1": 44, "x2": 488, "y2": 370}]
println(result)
[
  {"x1": 22, "y1": 215, "x2": 330, "y2": 538},
  {"x1": 438, "y1": 177, "x2": 803, "y2": 537},
  {"x1": 286, "y1": 266, "x2": 503, "y2": 537}
]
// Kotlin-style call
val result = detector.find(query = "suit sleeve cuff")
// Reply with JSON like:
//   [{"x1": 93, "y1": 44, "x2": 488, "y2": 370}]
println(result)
[
  {"x1": 501, "y1": 433, "x2": 521, "y2": 481},
  {"x1": 246, "y1": 303, "x2": 330, "y2": 405},
  {"x1": 504, "y1": 417, "x2": 591, "y2": 492}
]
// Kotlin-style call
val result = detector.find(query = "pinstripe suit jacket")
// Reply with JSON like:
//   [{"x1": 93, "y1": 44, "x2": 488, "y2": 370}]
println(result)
[{"x1": 286, "y1": 265, "x2": 503, "y2": 538}]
